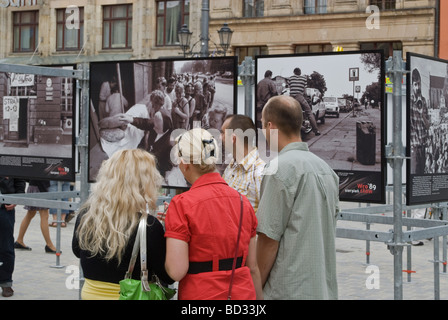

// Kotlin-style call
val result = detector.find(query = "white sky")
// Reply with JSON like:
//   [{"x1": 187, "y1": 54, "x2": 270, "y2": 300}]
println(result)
[
  {"x1": 410, "y1": 55, "x2": 448, "y2": 100},
  {"x1": 256, "y1": 53, "x2": 381, "y2": 98}
]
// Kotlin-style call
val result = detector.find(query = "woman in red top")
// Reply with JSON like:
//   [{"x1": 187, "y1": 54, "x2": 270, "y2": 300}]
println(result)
[{"x1": 165, "y1": 128, "x2": 262, "y2": 300}]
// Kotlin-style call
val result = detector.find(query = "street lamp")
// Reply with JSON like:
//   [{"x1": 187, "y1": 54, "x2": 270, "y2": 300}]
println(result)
[
  {"x1": 178, "y1": 24, "x2": 193, "y2": 57},
  {"x1": 218, "y1": 23, "x2": 233, "y2": 55},
  {"x1": 178, "y1": 23, "x2": 233, "y2": 57}
]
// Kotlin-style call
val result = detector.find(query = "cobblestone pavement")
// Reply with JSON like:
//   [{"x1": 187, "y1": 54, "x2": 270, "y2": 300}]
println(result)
[{"x1": 1, "y1": 201, "x2": 447, "y2": 300}]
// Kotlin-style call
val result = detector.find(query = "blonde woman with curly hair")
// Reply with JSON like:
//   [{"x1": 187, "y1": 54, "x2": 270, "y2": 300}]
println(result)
[
  {"x1": 72, "y1": 149, "x2": 173, "y2": 300},
  {"x1": 165, "y1": 128, "x2": 263, "y2": 300}
]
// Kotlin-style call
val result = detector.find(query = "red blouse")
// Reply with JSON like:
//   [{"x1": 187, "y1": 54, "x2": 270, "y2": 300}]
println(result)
[{"x1": 165, "y1": 172, "x2": 258, "y2": 300}]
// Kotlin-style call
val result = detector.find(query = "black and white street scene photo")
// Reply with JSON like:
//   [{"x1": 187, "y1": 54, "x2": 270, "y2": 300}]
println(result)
[
  {"x1": 256, "y1": 51, "x2": 385, "y2": 203},
  {"x1": 88, "y1": 57, "x2": 237, "y2": 187},
  {"x1": 0, "y1": 67, "x2": 76, "y2": 181},
  {"x1": 407, "y1": 53, "x2": 448, "y2": 205}
]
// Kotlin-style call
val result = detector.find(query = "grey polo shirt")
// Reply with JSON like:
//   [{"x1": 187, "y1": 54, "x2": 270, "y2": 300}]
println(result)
[{"x1": 257, "y1": 142, "x2": 339, "y2": 300}]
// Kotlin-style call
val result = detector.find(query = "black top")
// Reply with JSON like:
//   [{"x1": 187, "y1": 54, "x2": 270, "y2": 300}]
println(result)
[
  {"x1": 29, "y1": 180, "x2": 50, "y2": 192},
  {"x1": 72, "y1": 211, "x2": 173, "y2": 285},
  {"x1": 0, "y1": 177, "x2": 26, "y2": 195},
  {"x1": 0, "y1": 177, "x2": 26, "y2": 209}
]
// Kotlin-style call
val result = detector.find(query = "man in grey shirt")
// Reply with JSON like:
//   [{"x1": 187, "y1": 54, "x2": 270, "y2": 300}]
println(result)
[{"x1": 257, "y1": 95, "x2": 339, "y2": 300}]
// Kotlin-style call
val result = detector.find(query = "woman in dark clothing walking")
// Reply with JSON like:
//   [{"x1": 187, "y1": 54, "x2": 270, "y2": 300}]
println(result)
[
  {"x1": 0, "y1": 177, "x2": 26, "y2": 297},
  {"x1": 15, "y1": 180, "x2": 57, "y2": 253}
]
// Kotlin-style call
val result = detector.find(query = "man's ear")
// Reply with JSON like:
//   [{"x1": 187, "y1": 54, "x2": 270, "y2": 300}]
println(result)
[{"x1": 267, "y1": 121, "x2": 276, "y2": 130}]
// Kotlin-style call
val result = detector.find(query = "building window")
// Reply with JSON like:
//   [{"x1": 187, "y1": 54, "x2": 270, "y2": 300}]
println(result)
[
  {"x1": 103, "y1": 4, "x2": 132, "y2": 49},
  {"x1": 360, "y1": 41, "x2": 402, "y2": 58},
  {"x1": 304, "y1": 0, "x2": 327, "y2": 14},
  {"x1": 295, "y1": 44, "x2": 333, "y2": 54},
  {"x1": 243, "y1": 0, "x2": 264, "y2": 18},
  {"x1": 57, "y1": 8, "x2": 84, "y2": 51},
  {"x1": 156, "y1": 0, "x2": 190, "y2": 47},
  {"x1": 236, "y1": 46, "x2": 268, "y2": 65},
  {"x1": 61, "y1": 75, "x2": 73, "y2": 115},
  {"x1": 369, "y1": 0, "x2": 396, "y2": 10},
  {"x1": 13, "y1": 11, "x2": 39, "y2": 52}
]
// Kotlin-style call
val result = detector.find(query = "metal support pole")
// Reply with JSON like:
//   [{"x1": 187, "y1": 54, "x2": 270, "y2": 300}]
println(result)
[
  {"x1": 200, "y1": 0, "x2": 210, "y2": 57},
  {"x1": 50, "y1": 181, "x2": 64, "y2": 269},
  {"x1": 238, "y1": 56, "x2": 254, "y2": 119},
  {"x1": 405, "y1": 209, "x2": 413, "y2": 282},
  {"x1": 434, "y1": 237, "x2": 440, "y2": 300},
  {"x1": 78, "y1": 62, "x2": 90, "y2": 204},
  {"x1": 76, "y1": 62, "x2": 91, "y2": 299},
  {"x1": 366, "y1": 222, "x2": 371, "y2": 265},
  {"x1": 443, "y1": 204, "x2": 447, "y2": 274},
  {"x1": 388, "y1": 51, "x2": 405, "y2": 300}
]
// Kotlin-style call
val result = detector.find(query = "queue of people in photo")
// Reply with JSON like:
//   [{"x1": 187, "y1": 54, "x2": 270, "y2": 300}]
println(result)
[{"x1": 425, "y1": 123, "x2": 448, "y2": 174}]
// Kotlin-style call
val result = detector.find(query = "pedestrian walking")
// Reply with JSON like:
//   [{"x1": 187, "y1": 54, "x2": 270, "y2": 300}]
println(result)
[
  {"x1": 15, "y1": 180, "x2": 57, "y2": 253},
  {"x1": 0, "y1": 177, "x2": 26, "y2": 298}
]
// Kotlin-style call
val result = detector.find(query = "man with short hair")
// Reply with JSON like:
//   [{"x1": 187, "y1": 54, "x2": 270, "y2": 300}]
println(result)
[
  {"x1": 221, "y1": 115, "x2": 265, "y2": 213},
  {"x1": 288, "y1": 67, "x2": 320, "y2": 136},
  {"x1": 256, "y1": 95, "x2": 339, "y2": 300},
  {"x1": 256, "y1": 70, "x2": 278, "y2": 128}
]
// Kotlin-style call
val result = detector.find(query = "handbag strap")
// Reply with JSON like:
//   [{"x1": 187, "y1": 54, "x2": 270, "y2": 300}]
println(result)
[
  {"x1": 227, "y1": 193, "x2": 244, "y2": 300},
  {"x1": 125, "y1": 214, "x2": 151, "y2": 292}
]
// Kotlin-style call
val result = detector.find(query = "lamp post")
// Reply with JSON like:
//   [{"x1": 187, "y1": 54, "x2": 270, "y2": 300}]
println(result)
[
  {"x1": 178, "y1": 23, "x2": 233, "y2": 58},
  {"x1": 218, "y1": 23, "x2": 233, "y2": 55},
  {"x1": 178, "y1": 24, "x2": 193, "y2": 57},
  {"x1": 178, "y1": 0, "x2": 233, "y2": 57}
]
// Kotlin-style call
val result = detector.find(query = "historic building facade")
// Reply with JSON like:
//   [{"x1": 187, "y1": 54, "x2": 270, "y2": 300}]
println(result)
[
  {"x1": 0, "y1": 0, "x2": 442, "y2": 145},
  {"x1": 0, "y1": 0, "x2": 441, "y2": 65}
]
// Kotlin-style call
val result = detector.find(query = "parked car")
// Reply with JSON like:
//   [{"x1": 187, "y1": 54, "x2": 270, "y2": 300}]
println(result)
[
  {"x1": 222, "y1": 71, "x2": 233, "y2": 78},
  {"x1": 323, "y1": 96, "x2": 339, "y2": 117},
  {"x1": 338, "y1": 97, "x2": 352, "y2": 112}
]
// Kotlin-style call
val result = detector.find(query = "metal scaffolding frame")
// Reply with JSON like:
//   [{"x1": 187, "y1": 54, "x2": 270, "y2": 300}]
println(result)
[
  {"x1": 240, "y1": 53, "x2": 448, "y2": 300},
  {"x1": 0, "y1": 53, "x2": 447, "y2": 299}
]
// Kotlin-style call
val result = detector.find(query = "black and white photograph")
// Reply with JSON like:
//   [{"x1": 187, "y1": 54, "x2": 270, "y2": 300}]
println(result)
[
  {"x1": 0, "y1": 66, "x2": 76, "y2": 181},
  {"x1": 88, "y1": 57, "x2": 237, "y2": 187},
  {"x1": 256, "y1": 50, "x2": 385, "y2": 203},
  {"x1": 407, "y1": 53, "x2": 448, "y2": 205}
]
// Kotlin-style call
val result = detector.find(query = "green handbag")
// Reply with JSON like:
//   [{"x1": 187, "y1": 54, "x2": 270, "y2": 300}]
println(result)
[{"x1": 119, "y1": 216, "x2": 176, "y2": 300}]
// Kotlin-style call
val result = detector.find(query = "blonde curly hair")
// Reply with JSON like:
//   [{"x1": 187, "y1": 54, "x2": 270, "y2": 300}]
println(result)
[{"x1": 76, "y1": 148, "x2": 162, "y2": 264}]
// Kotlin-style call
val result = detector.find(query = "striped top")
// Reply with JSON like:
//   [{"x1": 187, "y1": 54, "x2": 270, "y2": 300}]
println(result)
[{"x1": 288, "y1": 74, "x2": 307, "y2": 97}]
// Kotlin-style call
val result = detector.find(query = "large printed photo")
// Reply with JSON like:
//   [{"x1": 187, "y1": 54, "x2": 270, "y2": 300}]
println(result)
[
  {"x1": 256, "y1": 51, "x2": 385, "y2": 203},
  {"x1": 88, "y1": 57, "x2": 237, "y2": 187},
  {"x1": 407, "y1": 53, "x2": 448, "y2": 205},
  {"x1": 0, "y1": 66, "x2": 76, "y2": 181}
]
